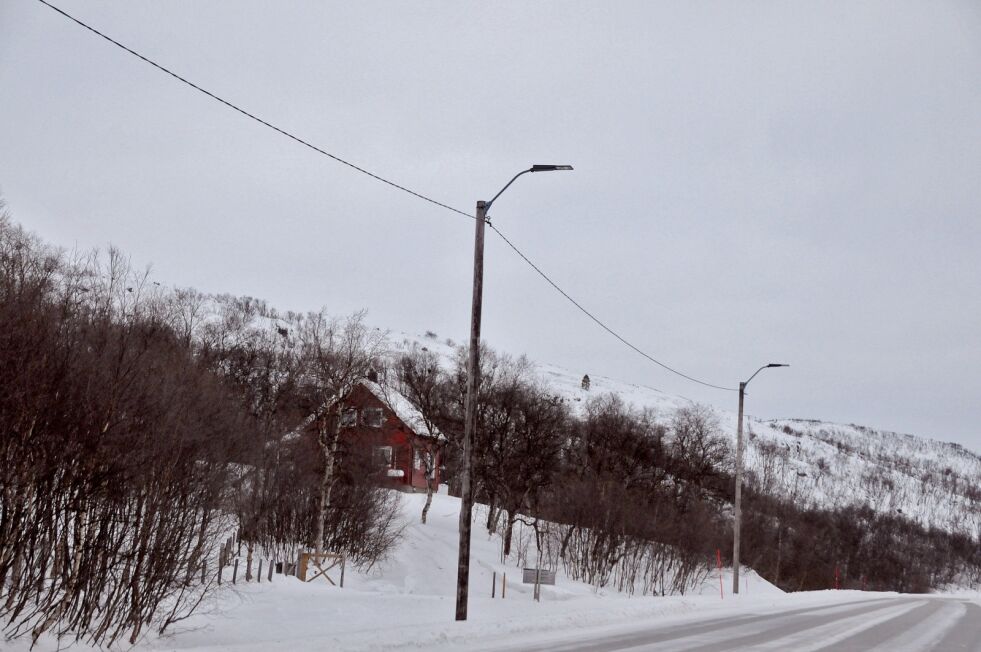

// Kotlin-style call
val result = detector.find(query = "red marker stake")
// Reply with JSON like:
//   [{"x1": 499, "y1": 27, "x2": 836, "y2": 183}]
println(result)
[{"x1": 716, "y1": 549, "x2": 724, "y2": 599}]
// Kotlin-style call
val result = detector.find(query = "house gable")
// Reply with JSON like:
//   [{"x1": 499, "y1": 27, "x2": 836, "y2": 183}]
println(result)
[{"x1": 336, "y1": 381, "x2": 442, "y2": 490}]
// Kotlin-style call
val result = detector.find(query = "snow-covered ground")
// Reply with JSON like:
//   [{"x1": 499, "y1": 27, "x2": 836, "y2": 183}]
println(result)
[
  {"x1": 20, "y1": 492, "x2": 782, "y2": 652},
  {"x1": 20, "y1": 310, "x2": 964, "y2": 650},
  {"x1": 17, "y1": 491, "x2": 978, "y2": 652}
]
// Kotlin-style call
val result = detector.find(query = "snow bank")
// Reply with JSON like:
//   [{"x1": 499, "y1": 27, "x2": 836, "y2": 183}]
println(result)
[{"x1": 20, "y1": 493, "x2": 786, "y2": 652}]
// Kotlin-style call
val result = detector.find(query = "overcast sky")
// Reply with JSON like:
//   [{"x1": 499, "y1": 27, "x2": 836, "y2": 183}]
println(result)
[{"x1": 2, "y1": 1, "x2": 980, "y2": 451}]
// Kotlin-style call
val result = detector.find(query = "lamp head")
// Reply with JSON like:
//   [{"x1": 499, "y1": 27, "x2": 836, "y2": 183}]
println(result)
[
  {"x1": 767, "y1": 363, "x2": 789, "y2": 368},
  {"x1": 530, "y1": 164, "x2": 574, "y2": 172}
]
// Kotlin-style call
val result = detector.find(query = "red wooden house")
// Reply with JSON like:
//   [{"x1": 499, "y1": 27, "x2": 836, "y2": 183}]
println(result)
[{"x1": 337, "y1": 380, "x2": 444, "y2": 491}]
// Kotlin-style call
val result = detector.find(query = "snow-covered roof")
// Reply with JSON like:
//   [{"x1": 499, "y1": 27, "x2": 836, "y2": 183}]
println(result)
[
  {"x1": 359, "y1": 379, "x2": 446, "y2": 441},
  {"x1": 278, "y1": 412, "x2": 318, "y2": 444}
]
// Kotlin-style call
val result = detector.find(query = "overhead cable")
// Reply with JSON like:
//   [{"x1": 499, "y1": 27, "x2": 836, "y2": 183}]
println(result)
[
  {"x1": 488, "y1": 224, "x2": 735, "y2": 392},
  {"x1": 37, "y1": 0, "x2": 735, "y2": 393},
  {"x1": 34, "y1": 0, "x2": 474, "y2": 221}
]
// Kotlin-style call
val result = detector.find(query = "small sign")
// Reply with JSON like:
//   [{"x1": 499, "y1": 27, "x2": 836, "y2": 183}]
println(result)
[{"x1": 522, "y1": 568, "x2": 556, "y2": 585}]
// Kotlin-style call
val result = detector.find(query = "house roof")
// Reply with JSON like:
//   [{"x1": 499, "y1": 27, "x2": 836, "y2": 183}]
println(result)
[{"x1": 359, "y1": 379, "x2": 446, "y2": 441}]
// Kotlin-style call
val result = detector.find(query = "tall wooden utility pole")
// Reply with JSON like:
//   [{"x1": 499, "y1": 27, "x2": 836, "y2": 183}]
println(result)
[
  {"x1": 455, "y1": 199, "x2": 486, "y2": 621},
  {"x1": 732, "y1": 381, "x2": 746, "y2": 595},
  {"x1": 732, "y1": 363, "x2": 787, "y2": 595},
  {"x1": 454, "y1": 166, "x2": 571, "y2": 621}
]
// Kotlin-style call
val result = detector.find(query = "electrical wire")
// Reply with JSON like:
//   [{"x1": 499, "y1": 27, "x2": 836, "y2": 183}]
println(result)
[
  {"x1": 34, "y1": 0, "x2": 474, "y2": 221},
  {"x1": 36, "y1": 0, "x2": 736, "y2": 393},
  {"x1": 488, "y1": 224, "x2": 736, "y2": 392}
]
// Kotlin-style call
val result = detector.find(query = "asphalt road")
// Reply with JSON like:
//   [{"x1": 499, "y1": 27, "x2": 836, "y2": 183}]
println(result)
[{"x1": 507, "y1": 597, "x2": 981, "y2": 652}]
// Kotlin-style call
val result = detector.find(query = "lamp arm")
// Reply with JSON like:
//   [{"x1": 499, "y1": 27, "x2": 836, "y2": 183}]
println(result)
[
  {"x1": 485, "y1": 168, "x2": 534, "y2": 212},
  {"x1": 743, "y1": 365, "x2": 770, "y2": 388}
]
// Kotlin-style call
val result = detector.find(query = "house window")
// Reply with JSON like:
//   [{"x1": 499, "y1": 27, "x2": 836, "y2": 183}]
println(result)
[
  {"x1": 414, "y1": 450, "x2": 434, "y2": 477},
  {"x1": 373, "y1": 446, "x2": 393, "y2": 468},
  {"x1": 363, "y1": 407, "x2": 384, "y2": 428},
  {"x1": 339, "y1": 409, "x2": 357, "y2": 428}
]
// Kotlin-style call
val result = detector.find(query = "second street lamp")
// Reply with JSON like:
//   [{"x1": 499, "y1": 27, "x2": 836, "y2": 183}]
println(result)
[
  {"x1": 732, "y1": 362, "x2": 788, "y2": 595},
  {"x1": 455, "y1": 164, "x2": 573, "y2": 622}
]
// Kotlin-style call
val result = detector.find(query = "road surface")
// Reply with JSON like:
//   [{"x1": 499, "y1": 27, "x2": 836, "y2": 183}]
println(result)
[{"x1": 477, "y1": 596, "x2": 981, "y2": 651}]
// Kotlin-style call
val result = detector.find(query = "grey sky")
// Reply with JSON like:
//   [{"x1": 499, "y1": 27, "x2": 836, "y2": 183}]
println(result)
[{"x1": 2, "y1": 1, "x2": 979, "y2": 450}]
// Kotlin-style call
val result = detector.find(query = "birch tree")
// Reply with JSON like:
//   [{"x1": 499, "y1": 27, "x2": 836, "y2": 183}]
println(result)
[
  {"x1": 297, "y1": 310, "x2": 387, "y2": 554},
  {"x1": 393, "y1": 344, "x2": 448, "y2": 524}
]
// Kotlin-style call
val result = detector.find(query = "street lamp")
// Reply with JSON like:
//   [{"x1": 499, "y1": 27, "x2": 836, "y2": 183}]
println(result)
[
  {"x1": 456, "y1": 164, "x2": 573, "y2": 621},
  {"x1": 732, "y1": 362, "x2": 787, "y2": 595}
]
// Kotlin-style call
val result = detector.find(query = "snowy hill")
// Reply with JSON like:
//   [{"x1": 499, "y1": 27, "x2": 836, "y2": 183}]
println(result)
[
  {"x1": 392, "y1": 331, "x2": 981, "y2": 539},
  {"x1": 192, "y1": 293, "x2": 980, "y2": 538}
]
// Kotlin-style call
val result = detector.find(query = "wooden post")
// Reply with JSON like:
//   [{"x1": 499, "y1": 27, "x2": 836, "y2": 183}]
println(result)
[
  {"x1": 733, "y1": 382, "x2": 746, "y2": 595},
  {"x1": 455, "y1": 199, "x2": 486, "y2": 622},
  {"x1": 232, "y1": 559, "x2": 239, "y2": 584},
  {"x1": 257, "y1": 559, "x2": 262, "y2": 583},
  {"x1": 340, "y1": 556, "x2": 346, "y2": 588},
  {"x1": 201, "y1": 561, "x2": 206, "y2": 585},
  {"x1": 268, "y1": 559, "x2": 274, "y2": 582},
  {"x1": 217, "y1": 555, "x2": 222, "y2": 585},
  {"x1": 502, "y1": 573, "x2": 506, "y2": 599},
  {"x1": 716, "y1": 549, "x2": 724, "y2": 599},
  {"x1": 492, "y1": 571, "x2": 496, "y2": 598},
  {"x1": 535, "y1": 567, "x2": 541, "y2": 602}
]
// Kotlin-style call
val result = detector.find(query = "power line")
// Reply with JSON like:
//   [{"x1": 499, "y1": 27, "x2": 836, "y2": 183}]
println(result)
[
  {"x1": 37, "y1": 0, "x2": 735, "y2": 393},
  {"x1": 489, "y1": 224, "x2": 736, "y2": 392},
  {"x1": 34, "y1": 0, "x2": 473, "y2": 221}
]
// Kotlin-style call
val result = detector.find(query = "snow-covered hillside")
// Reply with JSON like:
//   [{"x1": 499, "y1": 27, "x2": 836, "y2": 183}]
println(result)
[
  {"x1": 192, "y1": 293, "x2": 981, "y2": 538},
  {"x1": 741, "y1": 419, "x2": 980, "y2": 536},
  {"x1": 392, "y1": 331, "x2": 981, "y2": 539}
]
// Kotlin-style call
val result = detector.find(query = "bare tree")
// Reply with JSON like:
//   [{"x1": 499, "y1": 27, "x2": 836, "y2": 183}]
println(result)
[
  {"x1": 0, "y1": 220, "x2": 247, "y2": 646},
  {"x1": 296, "y1": 310, "x2": 387, "y2": 555},
  {"x1": 393, "y1": 344, "x2": 449, "y2": 524},
  {"x1": 667, "y1": 405, "x2": 731, "y2": 511},
  {"x1": 492, "y1": 381, "x2": 567, "y2": 557}
]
